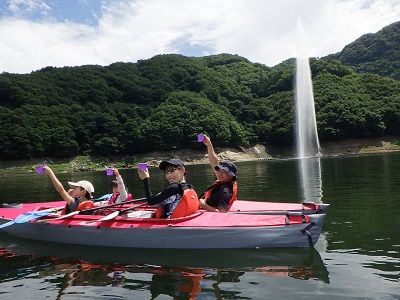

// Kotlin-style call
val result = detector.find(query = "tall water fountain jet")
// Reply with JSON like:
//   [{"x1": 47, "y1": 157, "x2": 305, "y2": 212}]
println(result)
[
  {"x1": 295, "y1": 19, "x2": 323, "y2": 204},
  {"x1": 295, "y1": 19, "x2": 321, "y2": 158}
]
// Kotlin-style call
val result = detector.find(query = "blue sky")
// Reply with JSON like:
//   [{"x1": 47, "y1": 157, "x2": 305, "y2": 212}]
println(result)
[
  {"x1": 0, "y1": 0, "x2": 102, "y2": 25},
  {"x1": 0, "y1": 0, "x2": 399, "y2": 74}
]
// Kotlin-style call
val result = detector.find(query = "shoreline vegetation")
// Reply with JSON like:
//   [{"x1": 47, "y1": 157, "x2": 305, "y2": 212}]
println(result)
[{"x1": 1, "y1": 136, "x2": 400, "y2": 176}]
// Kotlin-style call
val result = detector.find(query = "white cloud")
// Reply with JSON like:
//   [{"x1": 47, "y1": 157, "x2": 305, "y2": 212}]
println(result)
[
  {"x1": 0, "y1": 0, "x2": 399, "y2": 74},
  {"x1": 7, "y1": 0, "x2": 51, "y2": 17}
]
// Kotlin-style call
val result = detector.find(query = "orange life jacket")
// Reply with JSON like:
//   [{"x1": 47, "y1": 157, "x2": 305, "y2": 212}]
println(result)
[
  {"x1": 77, "y1": 200, "x2": 94, "y2": 211},
  {"x1": 202, "y1": 180, "x2": 238, "y2": 209},
  {"x1": 155, "y1": 185, "x2": 199, "y2": 219}
]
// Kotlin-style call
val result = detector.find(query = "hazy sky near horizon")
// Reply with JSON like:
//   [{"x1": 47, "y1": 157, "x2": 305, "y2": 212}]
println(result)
[{"x1": 0, "y1": 0, "x2": 399, "y2": 74}]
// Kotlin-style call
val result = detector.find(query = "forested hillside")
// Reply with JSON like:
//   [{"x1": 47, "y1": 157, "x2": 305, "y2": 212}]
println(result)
[
  {"x1": 328, "y1": 21, "x2": 400, "y2": 79},
  {"x1": 1, "y1": 22, "x2": 400, "y2": 160}
]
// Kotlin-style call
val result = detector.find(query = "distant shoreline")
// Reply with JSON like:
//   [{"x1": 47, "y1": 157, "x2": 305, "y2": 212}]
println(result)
[{"x1": 1, "y1": 136, "x2": 399, "y2": 176}]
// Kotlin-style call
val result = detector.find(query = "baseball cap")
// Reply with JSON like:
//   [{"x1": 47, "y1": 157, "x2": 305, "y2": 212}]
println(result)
[
  {"x1": 68, "y1": 180, "x2": 95, "y2": 195},
  {"x1": 159, "y1": 159, "x2": 185, "y2": 170},
  {"x1": 215, "y1": 161, "x2": 237, "y2": 177}
]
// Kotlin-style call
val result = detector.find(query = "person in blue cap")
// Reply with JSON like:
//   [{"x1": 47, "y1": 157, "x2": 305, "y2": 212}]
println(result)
[{"x1": 198, "y1": 135, "x2": 238, "y2": 212}]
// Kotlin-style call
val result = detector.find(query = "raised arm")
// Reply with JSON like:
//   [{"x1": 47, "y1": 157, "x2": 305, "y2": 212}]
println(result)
[
  {"x1": 114, "y1": 168, "x2": 128, "y2": 203},
  {"x1": 203, "y1": 135, "x2": 219, "y2": 178},
  {"x1": 43, "y1": 166, "x2": 73, "y2": 204}
]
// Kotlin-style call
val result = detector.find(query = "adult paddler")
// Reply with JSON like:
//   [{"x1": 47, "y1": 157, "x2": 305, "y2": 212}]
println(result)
[{"x1": 198, "y1": 135, "x2": 238, "y2": 212}]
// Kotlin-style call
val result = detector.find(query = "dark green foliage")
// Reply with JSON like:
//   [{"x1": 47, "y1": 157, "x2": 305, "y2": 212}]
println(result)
[
  {"x1": 329, "y1": 21, "x2": 400, "y2": 80},
  {"x1": 1, "y1": 21, "x2": 400, "y2": 159},
  {"x1": 141, "y1": 91, "x2": 250, "y2": 151}
]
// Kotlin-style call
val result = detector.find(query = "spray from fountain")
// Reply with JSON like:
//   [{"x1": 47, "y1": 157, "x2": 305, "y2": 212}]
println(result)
[
  {"x1": 295, "y1": 18, "x2": 323, "y2": 204},
  {"x1": 295, "y1": 19, "x2": 321, "y2": 158}
]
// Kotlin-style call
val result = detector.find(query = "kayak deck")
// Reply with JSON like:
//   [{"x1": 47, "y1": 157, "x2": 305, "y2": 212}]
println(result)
[
  {"x1": 0, "y1": 198, "x2": 328, "y2": 249},
  {"x1": 0, "y1": 199, "x2": 328, "y2": 221}
]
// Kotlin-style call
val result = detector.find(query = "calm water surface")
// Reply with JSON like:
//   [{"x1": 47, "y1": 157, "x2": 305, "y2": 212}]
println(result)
[{"x1": 0, "y1": 152, "x2": 399, "y2": 299}]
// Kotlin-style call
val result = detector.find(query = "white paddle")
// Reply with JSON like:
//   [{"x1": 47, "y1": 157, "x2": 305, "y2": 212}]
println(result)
[
  {"x1": 38, "y1": 197, "x2": 146, "y2": 222},
  {"x1": 91, "y1": 203, "x2": 147, "y2": 223}
]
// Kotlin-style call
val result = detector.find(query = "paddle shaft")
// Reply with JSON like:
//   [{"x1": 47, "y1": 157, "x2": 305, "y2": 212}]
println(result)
[
  {"x1": 0, "y1": 196, "x2": 145, "y2": 228},
  {"x1": 79, "y1": 197, "x2": 146, "y2": 214},
  {"x1": 35, "y1": 196, "x2": 113, "y2": 222},
  {"x1": 37, "y1": 197, "x2": 147, "y2": 222},
  {"x1": 93, "y1": 193, "x2": 113, "y2": 202}
]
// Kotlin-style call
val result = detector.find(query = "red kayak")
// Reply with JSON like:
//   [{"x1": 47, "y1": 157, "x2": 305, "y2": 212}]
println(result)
[
  {"x1": 228, "y1": 200, "x2": 328, "y2": 214},
  {"x1": 0, "y1": 198, "x2": 328, "y2": 249}
]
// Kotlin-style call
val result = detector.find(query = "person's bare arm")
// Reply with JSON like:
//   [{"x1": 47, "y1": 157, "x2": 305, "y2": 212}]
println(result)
[
  {"x1": 199, "y1": 198, "x2": 219, "y2": 212},
  {"x1": 43, "y1": 166, "x2": 72, "y2": 204},
  {"x1": 203, "y1": 135, "x2": 219, "y2": 177},
  {"x1": 198, "y1": 198, "x2": 227, "y2": 213}
]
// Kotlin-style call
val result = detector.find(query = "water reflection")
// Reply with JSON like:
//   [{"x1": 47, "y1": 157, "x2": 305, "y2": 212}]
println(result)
[
  {"x1": 298, "y1": 156, "x2": 323, "y2": 203},
  {"x1": 2, "y1": 154, "x2": 400, "y2": 297},
  {"x1": 0, "y1": 233, "x2": 329, "y2": 298}
]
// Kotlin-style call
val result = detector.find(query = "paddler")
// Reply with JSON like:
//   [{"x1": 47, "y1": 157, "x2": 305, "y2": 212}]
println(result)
[{"x1": 198, "y1": 134, "x2": 238, "y2": 212}]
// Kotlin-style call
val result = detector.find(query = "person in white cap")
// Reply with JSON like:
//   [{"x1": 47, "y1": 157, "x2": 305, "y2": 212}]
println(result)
[{"x1": 43, "y1": 166, "x2": 95, "y2": 214}]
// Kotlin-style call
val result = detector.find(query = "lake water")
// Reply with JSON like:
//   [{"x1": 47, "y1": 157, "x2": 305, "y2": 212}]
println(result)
[{"x1": 0, "y1": 152, "x2": 399, "y2": 299}]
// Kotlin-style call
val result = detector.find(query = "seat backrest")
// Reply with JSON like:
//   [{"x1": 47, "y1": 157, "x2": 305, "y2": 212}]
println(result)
[
  {"x1": 171, "y1": 188, "x2": 199, "y2": 218},
  {"x1": 76, "y1": 200, "x2": 94, "y2": 211},
  {"x1": 155, "y1": 188, "x2": 199, "y2": 219}
]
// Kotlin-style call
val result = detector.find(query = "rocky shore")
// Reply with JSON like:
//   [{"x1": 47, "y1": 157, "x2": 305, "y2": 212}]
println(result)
[
  {"x1": 140, "y1": 136, "x2": 400, "y2": 167},
  {"x1": 1, "y1": 136, "x2": 400, "y2": 175}
]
